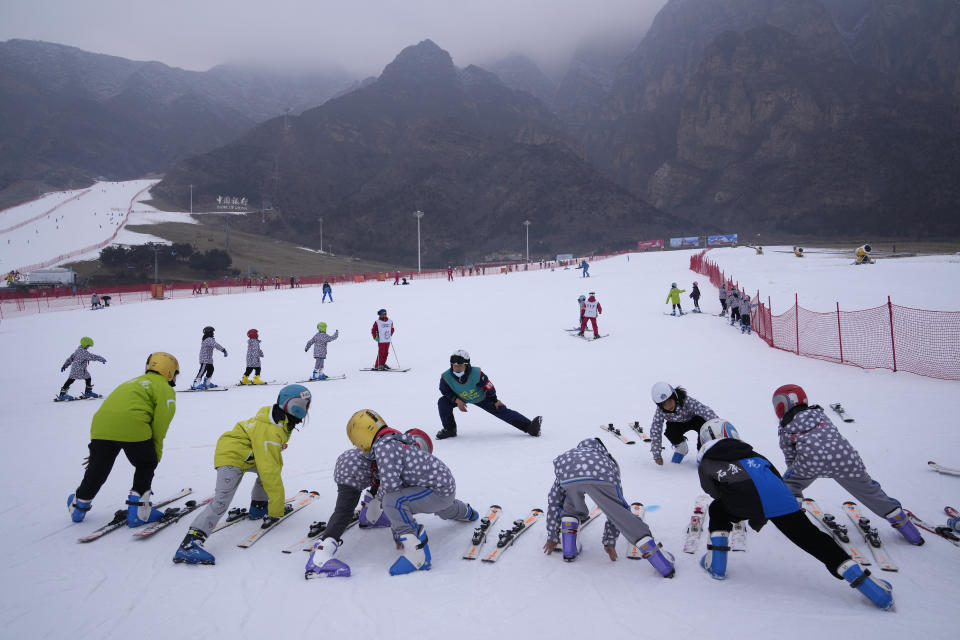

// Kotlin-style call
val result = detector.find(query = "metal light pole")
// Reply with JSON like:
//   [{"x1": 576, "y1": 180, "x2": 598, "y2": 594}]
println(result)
[
  {"x1": 189, "y1": 184, "x2": 193, "y2": 215},
  {"x1": 523, "y1": 220, "x2": 531, "y2": 263},
  {"x1": 318, "y1": 217, "x2": 323, "y2": 253},
  {"x1": 153, "y1": 246, "x2": 159, "y2": 284},
  {"x1": 413, "y1": 210, "x2": 424, "y2": 273}
]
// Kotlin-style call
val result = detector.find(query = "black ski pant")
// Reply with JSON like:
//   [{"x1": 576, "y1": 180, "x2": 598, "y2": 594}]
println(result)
[
  {"x1": 195, "y1": 363, "x2": 214, "y2": 379},
  {"x1": 243, "y1": 366, "x2": 261, "y2": 376},
  {"x1": 61, "y1": 376, "x2": 93, "y2": 393},
  {"x1": 664, "y1": 416, "x2": 707, "y2": 449},
  {"x1": 75, "y1": 439, "x2": 158, "y2": 501},
  {"x1": 708, "y1": 500, "x2": 849, "y2": 579}
]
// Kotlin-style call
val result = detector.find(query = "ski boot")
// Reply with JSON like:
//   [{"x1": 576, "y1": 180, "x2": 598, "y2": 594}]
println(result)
[
  {"x1": 389, "y1": 525, "x2": 431, "y2": 575},
  {"x1": 670, "y1": 441, "x2": 689, "y2": 464},
  {"x1": 593, "y1": 334, "x2": 601, "y2": 339},
  {"x1": 561, "y1": 516, "x2": 581, "y2": 561},
  {"x1": 839, "y1": 560, "x2": 893, "y2": 610},
  {"x1": 316, "y1": 373, "x2": 328, "y2": 380},
  {"x1": 56, "y1": 392, "x2": 74, "y2": 401},
  {"x1": 679, "y1": 309, "x2": 685, "y2": 315},
  {"x1": 248, "y1": 500, "x2": 268, "y2": 519},
  {"x1": 527, "y1": 416, "x2": 543, "y2": 437},
  {"x1": 190, "y1": 377, "x2": 203, "y2": 390},
  {"x1": 435, "y1": 427, "x2": 457, "y2": 440},
  {"x1": 252, "y1": 375, "x2": 265, "y2": 385},
  {"x1": 202, "y1": 378, "x2": 217, "y2": 389},
  {"x1": 81, "y1": 388, "x2": 101, "y2": 399},
  {"x1": 577, "y1": 330, "x2": 585, "y2": 336},
  {"x1": 670, "y1": 311, "x2": 676, "y2": 316},
  {"x1": 458, "y1": 504, "x2": 480, "y2": 522},
  {"x1": 173, "y1": 528, "x2": 215, "y2": 565},
  {"x1": 305, "y1": 538, "x2": 350, "y2": 578},
  {"x1": 240, "y1": 375, "x2": 251, "y2": 385},
  {"x1": 637, "y1": 536, "x2": 675, "y2": 578},
  {"x1": 741, "y1": 324, "x2": 747, "y2": 334},
  {"x1": 746, "y1": 326, "x2": 752, "y2": 335},
  {"x1": 381, "y1": 364, "x2": 391, "y2": 370},
  {"x1": 67, "y1": 493, "x2": 92, "y2": 523},
  {"x1": 885, "y1": 507, "x2": 924, "y2": 545},
  {"x1": 699, "y1": 531, "x2": 730, "y2": 580},
  {"x1": 127, "y1": 490, "x2": 163, "y2": 527}
]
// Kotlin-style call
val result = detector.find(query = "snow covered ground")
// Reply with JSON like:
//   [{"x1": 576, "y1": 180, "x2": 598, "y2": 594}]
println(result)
[{"x1": 1, "y1": 237, "x2": 956, "y2": 638}]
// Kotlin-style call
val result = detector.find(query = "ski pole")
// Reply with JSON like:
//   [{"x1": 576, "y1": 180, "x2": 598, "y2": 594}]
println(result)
[{"x1": 391, "y1": 342, "x2": 401, "y2": 368}]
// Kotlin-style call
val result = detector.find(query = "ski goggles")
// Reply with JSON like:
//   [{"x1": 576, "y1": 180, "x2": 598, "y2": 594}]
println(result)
[{"x1": 450, "y1": 355, "x2": 469, "y2": 365}]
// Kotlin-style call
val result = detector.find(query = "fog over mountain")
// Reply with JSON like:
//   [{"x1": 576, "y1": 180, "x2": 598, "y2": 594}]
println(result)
[{"x1": 0, "y1": 0, "x2": 665, "y2": 77}]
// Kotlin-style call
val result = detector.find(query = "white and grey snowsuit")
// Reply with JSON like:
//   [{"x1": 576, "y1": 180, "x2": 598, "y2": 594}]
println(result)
[
  {"x1": 739, "y1": 298, "x2": 757, "y2": 327},
  {"x1": 199, "y1": 337, "x2": 226, "y2": 365},
  {"x1": 719, "y1": 285, "x2": 728, "y2": 314},
  {"x1": 245, "y1": 338, "x2": 263, "y2": 367},
  {"x1": 371, "y1": 432, "x2": 470, "y2": 536},
  {"x1": 728, "y1": 292, "x2": 741, "y2": 321},
  {"x1": 778, "y1": 405, "x2": 899, "y2": 517},
  {"x1": 649, "y1": 395, "x2": 717, "y2": 461},
  {"x1": 546, "y1": 438, "x2": 651, "y2": 547},
  {"x1": 305, "y1": 330, "x2": 339, "y2": 371},
  {"x1": 62, "y1": 346, "x2": 106, "y2": 380}
]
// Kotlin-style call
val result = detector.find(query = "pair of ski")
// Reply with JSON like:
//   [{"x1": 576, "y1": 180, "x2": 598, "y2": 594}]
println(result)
[
  {"x1": 803, "y1": 499, "x2": 896, "y2": 571},
  {"x1": 359, "y1": 367, "x2": 411, "y2": 373},
  {"x1": 681, "y1": 495, "x2": 747, "y2": 554},
  {"x1": 463, "y1": 506, "x2": 544, "y2": 563},
  {"x1": 53, "y1": 393, "x2": 102, "y2": 403},
  {"x1": 598, "y1": 422, "x2": 651, "y2": 445}
]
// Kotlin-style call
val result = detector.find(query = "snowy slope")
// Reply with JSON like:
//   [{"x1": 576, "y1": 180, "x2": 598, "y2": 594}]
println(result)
[{"x1": 1, "y1": 224, "x2": 957, "y2": 638}]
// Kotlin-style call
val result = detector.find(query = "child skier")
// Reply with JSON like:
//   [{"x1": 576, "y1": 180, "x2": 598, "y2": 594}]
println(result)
[
  {"x1": 739, "y1": 294, "x2": 758, "y2": 334},
  {"x1": 304, "y1": 428, "x2": 435, "y2": 578},
  {"x1": 191, "y1": 325, "x2": 227, "y2": 390},
  {"x1": 578, "y1": 292, "x2": 602, "y2": 337},
  {"x1": 728, "y1": 288, "x2": 741, "y2": 326},
  {"x1": 370, "y1": 309, "x2": 393, "y2": 370},
  {"x1": 696, "y1": 418, "x2": 894, "y2": 611},
  {"x1": 543, "y1": 438, "x2": 675, "y2": 578},
  {"x1": 666, "y1": 283, "x2": 686, "y2": 315},
  {"x1": 304, "y1": 322, "x2": 339, "y2": 380},
  {"x1": 773, "y1": 385, "x2": 924, "y2": 545},
  {"x1": 173, "y1": 384, "x2": 312, "y2": 565},
  {"x1": 241, "y1": 329, "x2": 265, "y2": 385},
  {"x1": 649, "y1": 382, "x2": 718, "y2": 465},
  {"x1": 344, "y1": 409, "x2": 478, "y2": 575},
  {"x1": 577, "y1": 294, "x2": 586, "y2": 328},
  {"x1": 719, "y1": 283, "x2": 728, "y2": 317},
  {"x1": 321, "y1": 280, "x2": 333, "y2": 303},
  {"x1": 67, "y1": 353, "x2": 179, "y2": 526},
  {"x1": 689, "y1": 281, "x2": 701, "y2": 313},
  {"x1": 57, "y1": 337, "x2": 107, "y2": 400}
]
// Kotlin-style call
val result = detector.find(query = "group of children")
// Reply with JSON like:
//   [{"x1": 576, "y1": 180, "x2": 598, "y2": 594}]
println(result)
[{"x1": 718, "y1": 283, "x2": 758, "y2": 334}]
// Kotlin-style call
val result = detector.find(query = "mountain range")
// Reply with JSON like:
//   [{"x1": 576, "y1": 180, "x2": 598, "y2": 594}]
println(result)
[{"x1": 2, "y1": 0, "x2": 959, "y2": 264}]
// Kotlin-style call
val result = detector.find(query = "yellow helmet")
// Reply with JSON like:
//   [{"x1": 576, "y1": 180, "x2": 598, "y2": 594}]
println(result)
[
  {"x1": 145, "y1": 352, "x2": 180, "y2": 387},
  {"x1": 346, "y1": 409, "x2": 388, "y2": 452}
]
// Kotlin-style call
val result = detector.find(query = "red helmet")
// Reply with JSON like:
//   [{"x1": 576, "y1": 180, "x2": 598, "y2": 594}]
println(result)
[
  {"x1": 247, "y1": 329, "x2": 259, "y2": 339},
  {"x1": 404, "y1": 428, "x2": 434, "y2": 454},
  {"x1": 772, "y1": 384, "x2": 807, "y2": 419}
]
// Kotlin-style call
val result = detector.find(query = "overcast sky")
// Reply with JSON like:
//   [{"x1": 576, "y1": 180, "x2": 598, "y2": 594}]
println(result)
[{"x1": 0, "y1": 0, "x2": 666, "y2": 77}]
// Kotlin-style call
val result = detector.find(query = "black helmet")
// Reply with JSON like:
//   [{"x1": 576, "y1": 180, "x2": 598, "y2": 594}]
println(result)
[{"x1": 203, "y1": 326, "x2": 215, "y2": 337}]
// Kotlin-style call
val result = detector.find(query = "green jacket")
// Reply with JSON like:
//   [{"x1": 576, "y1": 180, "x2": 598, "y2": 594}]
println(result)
[
  {"x1": 90, "y1": 372, "x2": 177, "y2": 461},
  {"x1": 666, "y1": 287, "x2": 686, "y2": 304},
  {"x1": 214, "y1": 406, "x2": 290, "y2": 517}
]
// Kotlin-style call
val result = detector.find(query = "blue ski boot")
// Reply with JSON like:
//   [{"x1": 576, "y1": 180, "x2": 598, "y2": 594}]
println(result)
[
  {"x1": 561, "y1": 516, "x2": 581, "y2": 561},
  {"x1": 248, "y1": 500, "x2": 268, "y2": 519},
  {"x1": 699, "y1": 531, "x2": 730, "y2": 579},
  {"x1": 389, "y1": 525, "x2": 431, "y2": 575},
  {"x1": 637, "y1": 536, "x2": 675, "y2": 578},
  {"x1": 317, "y1": 373, "x2": 328, "y2": 380},
  {"x1": 67, "y1": 493, "x2": 92, "y2": 523},
  {"x1": 885, "y1": 507, "x2": 924, "y2": 545},
  {"x1": 173, "y1": 528, "x2": 215, "y2": 565},
  {"x1": 458, "y1": 504, "x2": 480, "y2": 522},
  {"x1": 310, "y1": 369, "x2": 320, "y2": 381},
  {"x1": 126, "y1": 490, "x2": 163, "y2": 527},
  {"x1": 81, "y1": 389, "x2": 101, "y2": 399},
  {"x1": 840, "y1": 560, "x2": 893, "y2": 610},
  {"x1": 56, "y1": 392, "x2": 74, "y2": 401},
  {"x1": 670, "y1": 441, "x2": 689, "y2": 464}
]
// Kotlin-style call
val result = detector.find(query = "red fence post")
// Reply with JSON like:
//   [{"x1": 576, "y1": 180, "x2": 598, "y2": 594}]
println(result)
[
  {"x1": 795, "y1": 293, "x2": 800, "y2": 355},
  {"x1": 888, "y1": 296, "x2": 897, "y2": 372},
  {"x1": 836, "y1": 302, "x2": 844, "y2": 364}
]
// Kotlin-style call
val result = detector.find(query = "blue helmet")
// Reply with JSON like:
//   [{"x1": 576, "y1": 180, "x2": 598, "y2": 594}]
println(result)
[{"x1": 277, "y1": 384, "x2": 311, "y2": 420}]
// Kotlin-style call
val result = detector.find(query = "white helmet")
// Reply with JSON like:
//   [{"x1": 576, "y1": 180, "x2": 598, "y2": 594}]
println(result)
[
  {"x1": 700, "y1": 418, "x2": 740, "y2": 445},
  {"x1": 450, "y1": 349, "x2": 470, "y2": 365},
  {"x1": 651, "y1": 382, "x2": 674, "y2": 405},
  {"x1": 578, "y1": 295, "x2": 586, "y2": 302}
]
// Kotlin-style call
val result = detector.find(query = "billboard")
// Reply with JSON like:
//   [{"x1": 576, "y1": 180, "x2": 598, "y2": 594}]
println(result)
[
  {"x1": 637, "y1": 239, "x2": 664, "y2": 251},
  {"x1": 707, "y1": 233, "x2": 738, "y2": 246},
  {"x1": 669, "y1": 236, "x2": 700, "y2": 248}
]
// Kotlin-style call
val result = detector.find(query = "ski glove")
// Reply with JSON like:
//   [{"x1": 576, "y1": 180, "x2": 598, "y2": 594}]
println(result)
[
  {"x1": 223, "y1": 351, "x2": 228, "y2": 357},
  {"x1": 61, "y1": 366, "x2": 67, "y2": 372}
]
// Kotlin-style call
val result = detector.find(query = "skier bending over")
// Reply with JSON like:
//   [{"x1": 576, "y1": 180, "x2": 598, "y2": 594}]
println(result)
[
  {"x1": 173, "y1": 384, "x2": 312, "y2": 565},
  {"x1": 666, "y1": 282, "x2": 686, "y2": 315},
  {"x1": 696, "y1": 418, "x2": 894, "y2": 610},
  {"x1": 191, "y1": 325, "x2": 227, "y2": 390},
  {"x1": 58, "y1": 336, "x2": 107, "y2": 400},
  {"x1": 436, "y1": 350, "x2": 542, "y2": 440},
  {"x1": 67, "y1": 353, "x2": 179, "y2": 527},
  {"x1": 342, "y1": 409, "x2": 478, "y2": 575},
  {"x1": 649, "y1": 382, "x2": 717, "y2": 465},
  {"x1": 543, "y1": 438, "x2": 675, "y2": 578},
  {"x1": 241, "y1": 329, "x2": 265, "y2": 385},
  {"x1": 305, "y1": 428, "x2": 435, "y2": 578},
  {"x1": 305, "y1": 322, "x2": 339, "y2": 380},
  {"x1": 773, "y1": 384, "x2": 924, "y2": 545}
]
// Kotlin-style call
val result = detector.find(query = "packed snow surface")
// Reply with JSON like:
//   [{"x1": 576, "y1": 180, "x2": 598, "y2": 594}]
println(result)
[{"x1": 1, "y1": 186, "x2": 957, "y2": 639}]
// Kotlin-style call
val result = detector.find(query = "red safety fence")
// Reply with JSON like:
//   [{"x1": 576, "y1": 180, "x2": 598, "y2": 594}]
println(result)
[
  {"x1": 0, "y1": 254, "x2": 620, "y2": 319},
  {"x1": 690, "y1": 250, "x2": 960, "y2": 381}
]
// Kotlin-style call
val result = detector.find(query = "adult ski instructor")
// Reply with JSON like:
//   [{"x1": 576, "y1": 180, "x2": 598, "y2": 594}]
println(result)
[{"x1": 435, "y1": 350, "x2": 542, "y2": 440}]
